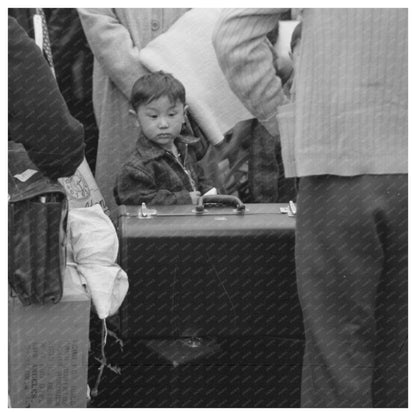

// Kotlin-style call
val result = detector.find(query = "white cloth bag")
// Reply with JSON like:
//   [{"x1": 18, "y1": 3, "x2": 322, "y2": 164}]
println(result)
[{"x1": 67, "y1": 204, "x2": 128, "y2": 318}]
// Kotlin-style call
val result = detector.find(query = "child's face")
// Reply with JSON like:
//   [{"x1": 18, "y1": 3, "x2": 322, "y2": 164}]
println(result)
[{"x1": 136, "y1": 96, "x2": 185, "y2": 151}]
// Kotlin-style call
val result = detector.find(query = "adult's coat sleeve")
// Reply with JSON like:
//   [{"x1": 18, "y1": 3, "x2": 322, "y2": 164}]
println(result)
[
  {"x1": 213, "y1": 8, "x2": 289, "y2": 136},
  {"x1": 8, "y1": 16, "x2": 85, "y2": 179}
]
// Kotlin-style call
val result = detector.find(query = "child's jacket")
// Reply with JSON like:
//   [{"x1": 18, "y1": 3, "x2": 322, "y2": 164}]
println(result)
[{"x1": 114, "y1": 133, "x2": 213, "y2": 206}]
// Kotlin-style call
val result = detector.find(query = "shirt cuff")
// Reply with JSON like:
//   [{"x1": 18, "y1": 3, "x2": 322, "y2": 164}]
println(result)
[{"x1": 259, "y1": 113, "x2": 280, "y2": 137}]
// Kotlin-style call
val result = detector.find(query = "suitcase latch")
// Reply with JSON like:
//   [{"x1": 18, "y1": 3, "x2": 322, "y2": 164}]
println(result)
[
  {"x1": 280, "y1": 200, "x2": 297, "y2": 217},
  {"x1": 138, "y1": 202, "x2": 157, "y2": 219}
]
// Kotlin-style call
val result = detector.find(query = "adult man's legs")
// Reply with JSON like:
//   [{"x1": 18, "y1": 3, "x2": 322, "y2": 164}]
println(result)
[{"x1": 295, "y1": 174, "x2": 407, "y2": 407}]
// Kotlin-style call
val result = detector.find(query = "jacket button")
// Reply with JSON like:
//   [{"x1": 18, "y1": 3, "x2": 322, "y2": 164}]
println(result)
[{"x1": 151, "y1": 20, "x2": 160, "y2": 31}]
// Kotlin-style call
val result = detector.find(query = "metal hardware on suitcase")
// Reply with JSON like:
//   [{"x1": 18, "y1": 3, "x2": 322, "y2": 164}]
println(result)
[{"x1": 116, "y1": 195, "x2": 302, "y2": 339}]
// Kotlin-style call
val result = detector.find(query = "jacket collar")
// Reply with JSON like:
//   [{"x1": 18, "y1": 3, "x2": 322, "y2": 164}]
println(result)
[{"x1": 136, "y1": 132, "x2": 200, "y2": 162}]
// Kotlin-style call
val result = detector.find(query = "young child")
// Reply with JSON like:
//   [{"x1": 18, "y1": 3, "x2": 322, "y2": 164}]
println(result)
[{"x1": 114, "y1": 71, "x2": 216, "y2": 206}]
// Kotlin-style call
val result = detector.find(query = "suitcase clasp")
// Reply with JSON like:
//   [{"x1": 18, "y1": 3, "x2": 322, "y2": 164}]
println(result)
[
  {"x1": 280, "y1": 200, "x2": 297, "y2": 217},
  {"x1": 138, "y1": 202, "x2": 157, "y2": 219}
]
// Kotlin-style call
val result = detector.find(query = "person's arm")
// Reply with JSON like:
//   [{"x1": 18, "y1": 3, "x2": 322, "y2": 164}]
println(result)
[
  {"x1": 212, "y1": 8, "x2": 289, "y2": 136},
  {"x1": 8, "y1": 16, "x2": 85, "y2": 179},
  {"x1": 77, "y1": 8, "x2": 145, "y2": 99},
  {"x1": 114, "y1": 163, "x2": 192, "y2": 206}
]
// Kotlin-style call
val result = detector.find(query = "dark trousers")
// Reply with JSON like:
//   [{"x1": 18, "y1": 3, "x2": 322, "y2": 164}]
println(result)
[{"x1": 295, "y1": 174, "x2": 408, "y2": 407}]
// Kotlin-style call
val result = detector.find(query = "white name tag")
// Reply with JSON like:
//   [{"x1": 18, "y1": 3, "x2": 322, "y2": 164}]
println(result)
[{"x1": 14, "y1": 169, "x2": 38, "y2": 182}]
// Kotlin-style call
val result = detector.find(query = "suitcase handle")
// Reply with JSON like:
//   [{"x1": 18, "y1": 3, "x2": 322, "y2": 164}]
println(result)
[{"x1": 195, "y1": 194, "x2": 246, "y2": 213}]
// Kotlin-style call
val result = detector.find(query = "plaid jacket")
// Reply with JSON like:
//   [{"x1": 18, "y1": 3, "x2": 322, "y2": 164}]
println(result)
[{"x1": 114, "y1": 133, "x2": 213, "y2": 206}]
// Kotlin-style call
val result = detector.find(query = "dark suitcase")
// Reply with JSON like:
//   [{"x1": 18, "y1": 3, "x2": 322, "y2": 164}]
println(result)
[
  {"x1": 89, "y1": 196, "x2": 304, "y2": 407},
  {"x1": 115, "y1": 196, "x2": 302, "y2": 339}
]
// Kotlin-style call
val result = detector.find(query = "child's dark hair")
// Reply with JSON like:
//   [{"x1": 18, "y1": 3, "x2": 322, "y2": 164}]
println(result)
[{"x1": 130, "y1": 71, "x2": 186, "y2": 112}]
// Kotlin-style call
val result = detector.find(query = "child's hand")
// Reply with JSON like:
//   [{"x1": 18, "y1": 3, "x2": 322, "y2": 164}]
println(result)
[{"x1": 189, "y1": 191, "x2": 201, "y2": 205}]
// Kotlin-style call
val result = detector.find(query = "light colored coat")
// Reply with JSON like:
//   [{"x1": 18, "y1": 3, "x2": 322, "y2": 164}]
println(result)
[
  {"x1": 213, "y1": 8, "x2": 408, "y2": 178},
  {"x1": 78, "y1": 8, "x2": 189, "y2": 213}
]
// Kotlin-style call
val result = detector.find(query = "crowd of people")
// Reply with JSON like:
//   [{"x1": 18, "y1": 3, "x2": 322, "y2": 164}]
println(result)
[{"x1": 8, "y1": 8, "x2": 408, "y2": 408}]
